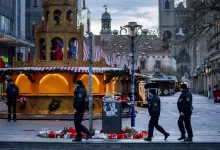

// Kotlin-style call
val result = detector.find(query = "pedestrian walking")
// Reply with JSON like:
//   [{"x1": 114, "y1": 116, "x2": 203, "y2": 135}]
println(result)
[
  {"x1": 6, "y1": 79, "x2": 19, "y2": 122},
  {"x1": 177, "y1": 83, "x2": 193, "y2": 141},
  {"x1": 144, "y1": 89, "x2": 169, "y2": 141},
  {"x1": 72, "y1": 80, "x2": 92, "y2": 141}
]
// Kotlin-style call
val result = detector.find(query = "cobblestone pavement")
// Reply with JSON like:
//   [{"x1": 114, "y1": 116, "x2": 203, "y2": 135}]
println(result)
[{"x1": 0, "y1": 92, "x2": 220, "y2": 142}]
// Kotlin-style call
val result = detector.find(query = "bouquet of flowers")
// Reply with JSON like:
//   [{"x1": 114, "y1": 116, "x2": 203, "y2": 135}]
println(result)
[
  {"x1": 124, "y1": 126, "x2": 138, "y2": 134},
  {"x1": 17, "y1": 97, "x2": 28, "y2": 110},
  {"x1": 37, "y1": 128, "x2": 50, "y2": 138},
  {"x1": 103, "y1": 93, "x2": 114, "y2": 101},
  {"x1": 48, "y1": 99, "x2": 61, "y2": 112}
]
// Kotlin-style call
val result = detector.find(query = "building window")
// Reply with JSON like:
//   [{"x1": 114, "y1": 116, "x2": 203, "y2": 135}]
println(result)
[
  {"x1": 140, "y1": 61, "x2": 145, "y2": 69},
  {"x1": 165, "y1": 0, "x2": 170, "y2": 9},
  {"x1": 155, "y1": 60, "x2": 161, "y2": 68},
  {"x1": 218, "y1": 62, "x2": 220, "y2": 69}
]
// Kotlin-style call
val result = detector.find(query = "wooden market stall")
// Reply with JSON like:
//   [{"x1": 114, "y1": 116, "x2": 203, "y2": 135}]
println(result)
[
  {"x1": 0, "y1": 63, "x2": 122, "y2": 114},
  {"x1": 0, "y1": 0, "x2": 124, "y2": 115}
]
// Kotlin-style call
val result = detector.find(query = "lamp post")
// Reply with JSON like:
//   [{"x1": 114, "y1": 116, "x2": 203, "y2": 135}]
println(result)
[
  {"x1": 120, "y1": 22, "x2": 145, "y2": 127},
  {"x1": 205, "y1": 59, "x2": 212, "y2": 99},
  {"x1": 88, "y1": 32, "x2": 93, "y2": 131}
]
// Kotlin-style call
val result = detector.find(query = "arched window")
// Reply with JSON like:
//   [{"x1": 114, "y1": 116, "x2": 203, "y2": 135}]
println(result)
[
  {"x1": 66, "y1": 10, "x2": 73, "y2": 24},
  {"x1": 51, "y1": 37, "x2": 64, "y2": 60},
  {"x1": 54, "y1": 10, "x2": 62, "y2": 25},
  {"x1": 165, "y1": 0, "x2": 170, "y2": 9},
  {"x1": 140, "y1": 57, "x2": 146, "y2": 69}
]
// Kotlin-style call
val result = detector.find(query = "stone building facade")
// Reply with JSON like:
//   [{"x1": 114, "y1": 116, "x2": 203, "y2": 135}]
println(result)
[
  {"x1": 159, "y1": 0, "x2": 220, "y2": 97},
  {"x1": 158, "y1": 0, "x2": 190, "y2": 81}
]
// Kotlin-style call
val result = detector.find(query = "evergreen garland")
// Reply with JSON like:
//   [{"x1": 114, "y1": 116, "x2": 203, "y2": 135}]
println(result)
[
  {"x1": 48, "y1": 99, "x2": 61, "y2": 112},
  {"x1": 0, "y1": 69, "x2": 130, "y2": 76}
]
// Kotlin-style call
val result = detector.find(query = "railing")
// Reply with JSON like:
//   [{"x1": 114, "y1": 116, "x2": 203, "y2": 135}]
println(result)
[
  {"x1": 36, "y1": 24, "x2": 82, "y2": 34},
  {"x1": 13, "y1": 57, "x2": 109, "y2": 68}
]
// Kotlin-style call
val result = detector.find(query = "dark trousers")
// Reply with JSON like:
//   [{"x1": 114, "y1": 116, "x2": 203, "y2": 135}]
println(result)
[
  {"x1": 148, "y1": 117, "x2": 167, "y2": 138},
  {"x1": 178, "y1": 115, "x2": 193, "y2": 138},
  {"x1": 8, "y1": 99, "x2": 16, "y2": 120},
  {"x1": 74, "y1": 111, "x2": 90, "y2": 138}
]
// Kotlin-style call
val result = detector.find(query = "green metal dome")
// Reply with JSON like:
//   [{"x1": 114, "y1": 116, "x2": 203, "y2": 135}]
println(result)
[{"x1": 102, "y1": 12, "x2": 111, "y2": 20}]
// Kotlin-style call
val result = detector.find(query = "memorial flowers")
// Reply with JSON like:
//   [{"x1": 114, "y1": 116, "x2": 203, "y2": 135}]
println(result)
[{"x1": 37, "y1": 126, "x2": 148, "y2": 139}]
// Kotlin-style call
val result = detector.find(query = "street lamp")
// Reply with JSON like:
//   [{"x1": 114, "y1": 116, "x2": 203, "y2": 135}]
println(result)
[
  {"x1": 120, "y1": 22, "x2": 146, "y2": 127},
  {"x1": 87, "y1": 32, "x2": 94, "y2": 131},
  {"x1": 200, "y1": 63, "x2": 205, "y2": 76},
  {"x1": 205, "y1": 59, "x2": 211, "y2": 74}
]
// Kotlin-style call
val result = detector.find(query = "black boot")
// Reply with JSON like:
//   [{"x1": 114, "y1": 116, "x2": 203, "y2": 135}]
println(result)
[
  {"x1": 144, "y1": 137, "x2": 152, "y2": 141},
  {"x1": 86, "y1": 132, "x2": 93, "y2": 140},
  {"x1": 164, "y1": 133, "x2": 170, "y2": 140},
  {"x1": 178, "y1": 136, "x2": 186, "y2": 140},
  {"x1": 184, "y1": 138, "x2": 192, "y2": 141},
  {"x1": 72, "y1": 138, "x2": 82, "y2": 142}
]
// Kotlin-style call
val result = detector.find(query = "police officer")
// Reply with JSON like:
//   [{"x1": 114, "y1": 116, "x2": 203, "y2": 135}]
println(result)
[
  {"x1": 144, "y1": 89, "x2": 169, "y2": 141},
  {"x1": 72, "y1": 80, "x2": 92, "y2": 141},
  {"x1": 6, "y1": 79, "x2": 19, "y2": 122},
  {"x1": 177, "y1": 84, "x2": 193, "y2": 141}
]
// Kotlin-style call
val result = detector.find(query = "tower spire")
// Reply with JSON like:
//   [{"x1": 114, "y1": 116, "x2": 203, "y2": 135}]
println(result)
[{"x1": 103, "y1": 4, "x2": 107, "y2": 12}]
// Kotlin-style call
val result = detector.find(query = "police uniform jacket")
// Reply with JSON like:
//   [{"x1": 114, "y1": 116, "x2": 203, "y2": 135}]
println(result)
[
  {"x1": 148, "y1": 95, "x2": 161, "y2": 119},
  {"x1": 73, "y1": 85, "x2": 87, "y2": 112},
  {"x1": 6, "y1": 84, "x2": 19, "y2": 101},
  {"x1": 177, "y1": 89, "x2": 193, "y2": 116}
]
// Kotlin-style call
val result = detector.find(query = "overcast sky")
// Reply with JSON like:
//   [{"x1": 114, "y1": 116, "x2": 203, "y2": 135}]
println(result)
[{"x1": 86, "y1": 0, "x2": 159, "y2": 35}]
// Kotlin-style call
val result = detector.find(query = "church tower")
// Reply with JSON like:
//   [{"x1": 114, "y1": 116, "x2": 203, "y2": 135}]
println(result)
[
  {"x1": 158, "y1": 0, "x2": 175, "y2": 38},
  {"x1": 100, "y1": 6, "x2": 112, "y2": 41}
]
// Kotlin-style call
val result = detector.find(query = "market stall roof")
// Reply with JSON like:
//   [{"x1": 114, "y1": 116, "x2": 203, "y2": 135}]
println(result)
[
  {"x1": 0, "y1": 66, "x2": 123, "y2": 74},
  {"x1": 149, "y1": 75, "x2": 177, "y2": 82},
  {"x1": 134, "y1": 73, "x2": 148, "y2": 78}
]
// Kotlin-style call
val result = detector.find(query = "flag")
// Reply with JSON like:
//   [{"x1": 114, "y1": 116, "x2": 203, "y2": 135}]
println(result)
[
  {"x1": 74, "y1": 40, "x2": 78, "y2": 60},
  {"x1": 94, "y1": 46, "x2": 101, "y2": 61},
  {"x1": 83, "y1": 41, "x2": 89, "y2": 60}
]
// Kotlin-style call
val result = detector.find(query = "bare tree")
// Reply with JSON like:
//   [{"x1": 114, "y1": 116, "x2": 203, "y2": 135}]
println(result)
[
  {"x1": 160, "y1": 65, "x2": 177, "y2": 76},
  {"x1": 177, "y1": 0, "x2": 220, "y2": 43}
]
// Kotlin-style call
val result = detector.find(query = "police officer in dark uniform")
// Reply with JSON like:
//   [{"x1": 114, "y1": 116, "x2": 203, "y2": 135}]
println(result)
[
  {"x1": 144, "y1": 89, "x2": 169, "y2": 141},
  {"x1": 72, "y1": 80, "x2": 92, "y2": 141},
  {"x1": 177, "y1": 84, "x2": 193, "y2": 141},
  {"x1": 6, "y1": 79, "x2": 19, "y2": 122}
]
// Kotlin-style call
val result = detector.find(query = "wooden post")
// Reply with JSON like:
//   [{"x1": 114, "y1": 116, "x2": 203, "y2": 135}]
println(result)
[
  {"x1": 35, "y1": 38, "x2": 39, "y2": 59},
  {"x1": 12, "y1": 57, "x2": 15, "y2": 67},
  {"x1": 64, "y1": 36, "x2": 68, "y2": 60},
  {"x1": 46, "y1": 37, "x2": 51, "y2": 61},
  {"x1": 33, "y1": 55, "x2": 36, "y2": 66},
  {"x1": 78, "y1": 38, "x2": 83, "y2": 60}
]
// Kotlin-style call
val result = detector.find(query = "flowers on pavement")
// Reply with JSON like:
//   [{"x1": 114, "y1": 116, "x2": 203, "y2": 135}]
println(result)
[{"x1": 37, "y1": 126, "x2": 148, "y2": 139}]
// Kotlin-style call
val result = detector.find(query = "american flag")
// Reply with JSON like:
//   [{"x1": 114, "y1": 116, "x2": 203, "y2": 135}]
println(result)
[{"x1": 74, "y1": 40, "x2": 79, "y2": 60}]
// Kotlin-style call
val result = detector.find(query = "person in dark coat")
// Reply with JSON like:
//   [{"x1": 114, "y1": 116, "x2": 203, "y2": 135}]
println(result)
[
  {"x1": 6, "y1": 79, "x2": 19, "y2": 122},
  {"x1": 144, "y1": 89, "x2": 169, "y2": 141},
  {"x1": 72, "y1": 80, "x2": 92, "y2": 141},
  {"x1": 177, "y1": 84, "x2": 193, "y2": 141}
]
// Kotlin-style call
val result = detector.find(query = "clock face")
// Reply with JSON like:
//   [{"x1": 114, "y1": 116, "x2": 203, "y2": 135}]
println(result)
[{"x1": 163, "y1": 30, "x2": 172, "y2": 39}]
